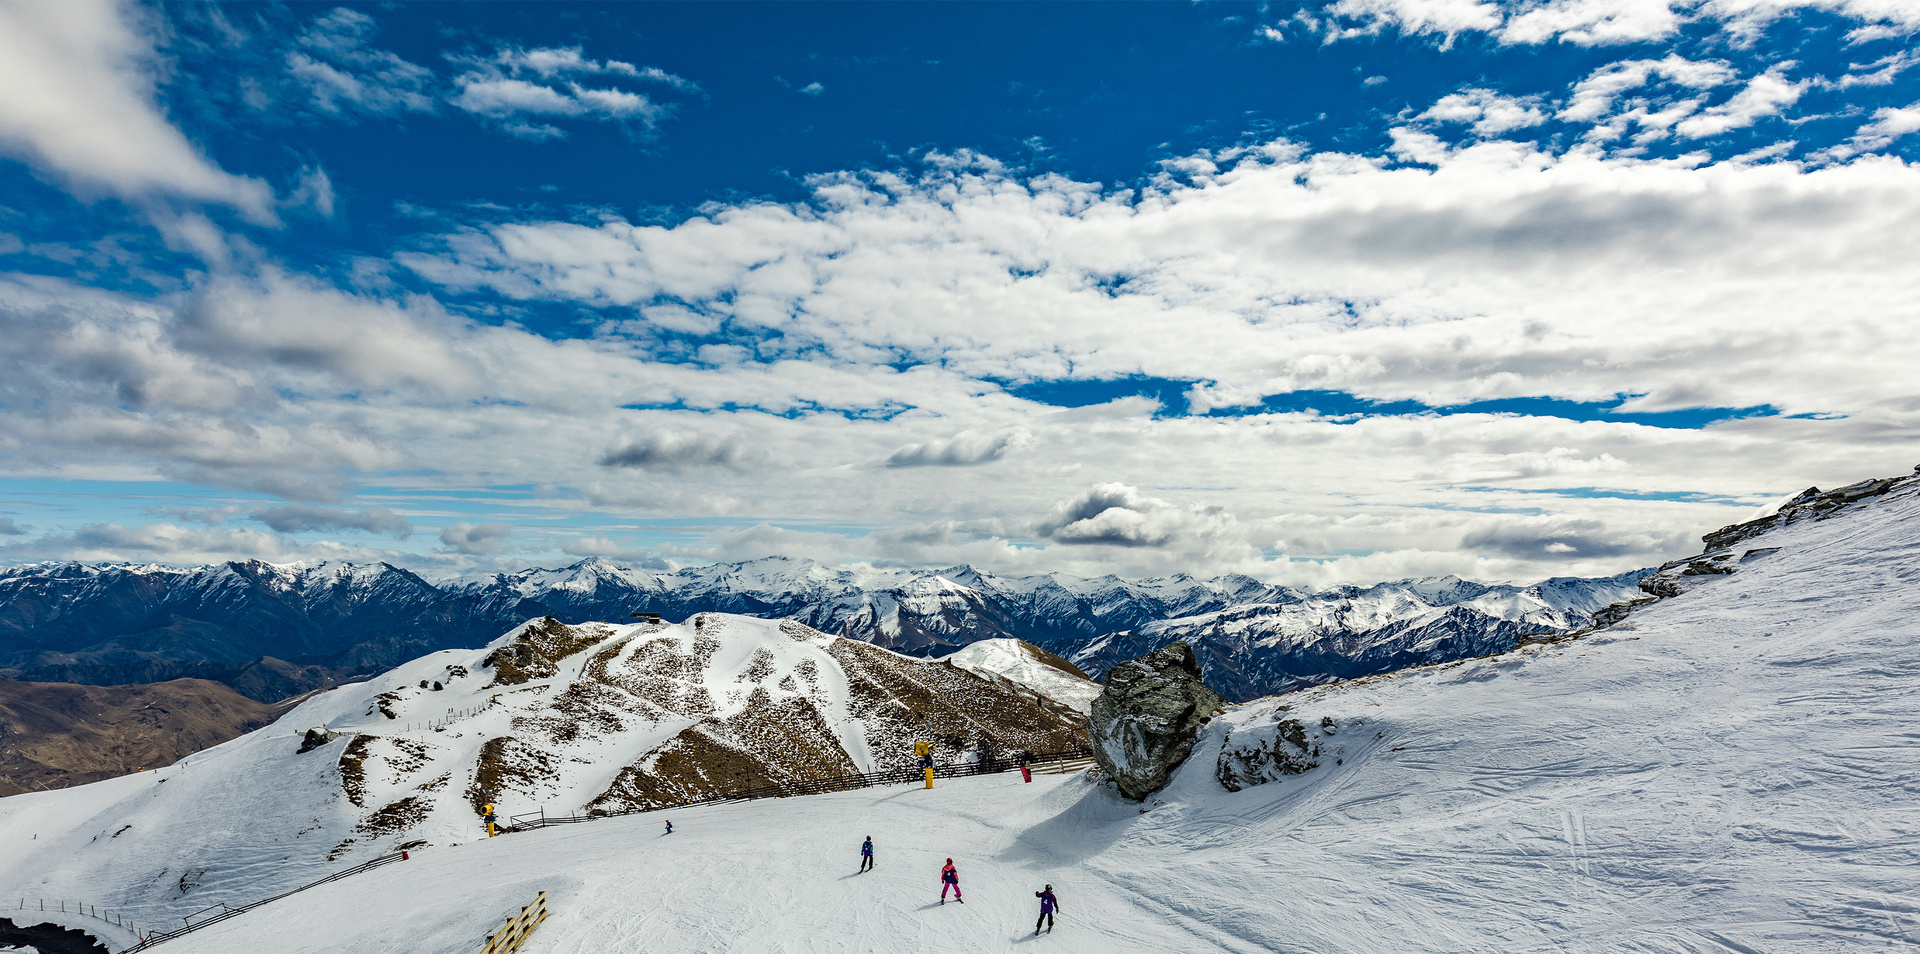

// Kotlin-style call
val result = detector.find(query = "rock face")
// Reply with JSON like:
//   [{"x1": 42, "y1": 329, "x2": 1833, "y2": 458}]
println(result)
[{"x1": 1089, "y1": 641, "x2": 1225, "y2": 800}]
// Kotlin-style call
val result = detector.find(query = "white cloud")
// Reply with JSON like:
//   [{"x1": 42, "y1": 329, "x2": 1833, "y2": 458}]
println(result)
[
  {"x1": 448, "y1": 45, "x2": 685, "y2": 138},
  {"x1": 285, "y1": 7, "x2": 434, "y2": 117},
  {"x1": 1821, "y1": 100, "x2": 1920, "y2": 159},
  {"x1": 799, "y1": 82, "x2": 825, "y2": 96},
  {"x1": 884, "y1": 430, "x2": 1034, "y2": 468},
  {"x1": 1323, "y1": 0, "x2": 1920, "y2": 46},
  {"x1": 1036, "y1": 483, "x2": 1247, "y2": 552},
  {"x1": 1673, "y1": 66, "x2": 1806, "y2": 138},
  {"x1": 0, "y1": 1, "x2": 275, "y2": 222},
  {"x1": 1420, "y1": 88, "x2": 1548, "y2": 135},
  {"x1": 1560, "y1": 55, "x2": 1736, "y2": 124},
  {"x1": 1498, "y1": 0, "x2": 1684, "y2": 44},
  {"x1": 440, "y1": 522, "x2": 511, "y2": 555},
  {"x1": 6, "y1": 89, "x2": 1920, "y2": 584},
  {"x1": 1326, "y1": 0, "x2": 1505, "y2": 47}
]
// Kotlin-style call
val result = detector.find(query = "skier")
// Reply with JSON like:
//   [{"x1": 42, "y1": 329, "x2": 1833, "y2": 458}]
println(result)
[
  {"x1": 860, "y1": 836, "x2": 874, "y2": 872},
  {"x1": 1033, "y1": 884, "x2": 1058, "y2": 935},
  {"x1": 939, "y1": 858, "x2": 963, "y2": 904},
  {"x1": 664, "y1": 819, "x2": 673, "y2": 835}
]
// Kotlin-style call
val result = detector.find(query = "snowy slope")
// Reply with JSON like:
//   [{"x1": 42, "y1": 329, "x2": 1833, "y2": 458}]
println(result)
[
  {"x1": 57, "y1": 469, "x2": 1920, "y2": 954},
  {"x1": 0, "y1": 614, "x2": 1083, "y2": 934},
  {"x1": 943, "y1": 639, "x2": 1103, "y2": 713}
]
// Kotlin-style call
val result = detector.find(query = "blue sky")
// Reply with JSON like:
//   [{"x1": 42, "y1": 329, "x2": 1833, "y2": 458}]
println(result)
[{"x1": 0, "y1": 1, "x2": 1917, "y2": 584}]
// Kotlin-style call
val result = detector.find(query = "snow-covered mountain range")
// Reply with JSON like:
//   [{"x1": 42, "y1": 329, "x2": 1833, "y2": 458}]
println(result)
[
  {"x1": 0, "y1": 557, "x2": 1649, "y2": 703},
  {"x1": 1077, "y1": 570, "x2": 1649, "y2": 700},
  {"x1": 6, "y1": 467, "x2": 1917, "y2": 953}
]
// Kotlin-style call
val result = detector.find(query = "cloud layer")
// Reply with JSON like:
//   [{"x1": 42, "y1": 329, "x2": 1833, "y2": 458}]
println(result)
[{"x1": 0, "y1": 1, "x2": 1914, "y2": 588}]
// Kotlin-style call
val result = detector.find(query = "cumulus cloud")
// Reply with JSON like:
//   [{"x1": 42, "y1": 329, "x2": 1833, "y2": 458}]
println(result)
[
  {"x1": 1320, "y1": 0, "x2": 1920, "y2": 47},
  {"x1": 440, "y1": 522, "x2": 511, "y2": 555},
  {"x1": 0, "y1": 1, "x2": 276, "y2": 221},
  {"x1": 285, "y1": 7, "x2": 434, "y2": 117},
  {"x1": 1673, "y1": 65, "x2": 1805, "y2": 139},
  {"x1": 1036, "y1": 483, "x2": 1243, "y2": 550},
  {"x1": 0, "y1": 518, "x2": 25, "y2": 536},
  {"x1": 600, "y1": 432, "x2": 760, "y2": 473},
  {"x1": 1558, "y1": 55, "x2": 1743, "y2": 144},
  {"x1": 1419, "y1": 88, "x2": 1548, "y2": 135},
  {"x1": 249, "y1": 504, "x2": 412, "y2": 538},
  {"x1": 1823, "y1": 100, "x2": 1920, "y2": 159},
  {"x1": 448, "y1": 45, "x2": 688, "y2": 139},
  {"x1": 884, "y1": 430, "x2": 1033, "y2": 468}
]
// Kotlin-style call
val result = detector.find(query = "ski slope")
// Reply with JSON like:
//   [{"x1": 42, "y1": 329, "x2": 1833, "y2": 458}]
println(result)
[
  {"x1": 0, "y1": 615, "x2": 1084, "y2": 938},
  {"x1": 56, "y1": 474, "x2": 1917, "y2": 953}
]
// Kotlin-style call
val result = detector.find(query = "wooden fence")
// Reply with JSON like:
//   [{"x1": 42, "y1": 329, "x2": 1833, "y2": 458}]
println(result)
[
  {"x1": 477, "y1": 891, "x2": 547, "y2": 954},
  {"x1": 12, "y1": 897, "x2": 139, "y2": 936}
]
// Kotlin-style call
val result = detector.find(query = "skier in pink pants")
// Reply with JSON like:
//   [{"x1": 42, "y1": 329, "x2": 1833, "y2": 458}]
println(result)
[{"x1": 940, "y1": 858, "x2": 964, "y2": 904}]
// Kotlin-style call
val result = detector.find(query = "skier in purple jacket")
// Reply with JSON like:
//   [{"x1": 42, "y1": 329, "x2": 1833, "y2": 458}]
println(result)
[{"x1": 1034, "y1": 884, "x2": 1058, "y2": 935}]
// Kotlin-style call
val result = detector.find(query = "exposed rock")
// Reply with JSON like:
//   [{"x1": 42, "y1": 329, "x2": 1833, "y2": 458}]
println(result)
[
  {"x1": 296, "y1": 726, "x2": 340, "y2": 754},
  {"x1": 1596, "y1": 469, "x2": 1920, "y2": 631},
  {"x1": 1215, "y1": 699, "x2": 1363, "y2": 792},
  {"x1": 1088, "y1": 641, "x2": 1224, "y2": 800},
  {"x1": 1702, "y1": 476, "x2": 1908, "y2": 552}
]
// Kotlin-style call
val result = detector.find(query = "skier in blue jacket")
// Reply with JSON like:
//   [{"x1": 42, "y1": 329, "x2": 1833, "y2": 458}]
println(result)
[
  {"x1": 859, "y1": 836, "x2": 874, "y2": 872},
  {"x1": 1034, "y1": 884, "x2": 1058, "y2": 935}
]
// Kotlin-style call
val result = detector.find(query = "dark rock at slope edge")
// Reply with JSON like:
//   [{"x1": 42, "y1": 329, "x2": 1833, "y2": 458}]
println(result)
[
  {"x1": 0, "y1": 917, "x2": 110, "y2": 954},
  {"x1": 1089, "y1": 641, "x2": 1225, "y2": 800}
]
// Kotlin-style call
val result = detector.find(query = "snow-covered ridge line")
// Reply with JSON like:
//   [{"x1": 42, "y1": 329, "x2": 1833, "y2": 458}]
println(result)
[
  {"x1": 1589, "y1": 466, "x2": 1920, "y2": 629},
  {"x1": 0, "y1": 552, "x2": 1653, "y2": 702}
]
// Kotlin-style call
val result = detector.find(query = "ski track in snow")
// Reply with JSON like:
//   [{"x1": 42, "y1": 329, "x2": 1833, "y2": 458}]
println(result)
[{"x1": 7, "y1": 482, "x2": 1920, "y2": 951}]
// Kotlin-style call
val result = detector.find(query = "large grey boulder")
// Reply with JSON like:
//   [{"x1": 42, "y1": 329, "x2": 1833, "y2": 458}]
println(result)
[{"x1": 1089, "y1": 641, "x2": 1225, "y2": 800}]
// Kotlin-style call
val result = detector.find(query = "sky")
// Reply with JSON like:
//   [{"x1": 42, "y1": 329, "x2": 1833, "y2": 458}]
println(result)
[{"x1": 0, "y1": 0, "x2": 1917, "y2": 586}]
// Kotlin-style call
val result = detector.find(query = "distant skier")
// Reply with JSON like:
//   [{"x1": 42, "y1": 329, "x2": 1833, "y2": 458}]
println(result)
[
  {"x1": 1033, "y1": 884, "x2": 1058, "y2": 935},
  {"x1": 860, "y1": 836, "x2": 874, "y2": 872},
  {"x1": 940, "y1": 858, "x2": 963, "y2": 904},
  {"x1": 664, "y1": 819, "x2": 673, "y2": 835}
]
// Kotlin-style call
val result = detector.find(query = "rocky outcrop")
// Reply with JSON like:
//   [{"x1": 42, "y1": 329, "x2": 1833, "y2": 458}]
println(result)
[
  {"x1": 1703, "y1": 473, "x2": 1913, "y2": 552},
  {"x1": 1089, "y1": 641, "x2": 1224, "y2": 800},
  {"x1": 297, "y1": 726, "x2": 341, "y2": 754},
  {"x1": 1591, "y1": 467, "x2": 1920, "y2": 629}
]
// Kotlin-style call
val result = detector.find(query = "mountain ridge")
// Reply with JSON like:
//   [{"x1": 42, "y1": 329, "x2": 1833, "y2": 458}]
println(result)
[{"x1": 0, "y1": 555, "x2": 1649, "y2": 702}]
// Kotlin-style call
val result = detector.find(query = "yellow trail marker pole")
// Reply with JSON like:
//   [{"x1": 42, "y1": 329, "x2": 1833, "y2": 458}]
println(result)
[{"x1": 923, "y1": 767, "x2": 934, "y2": 789}]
